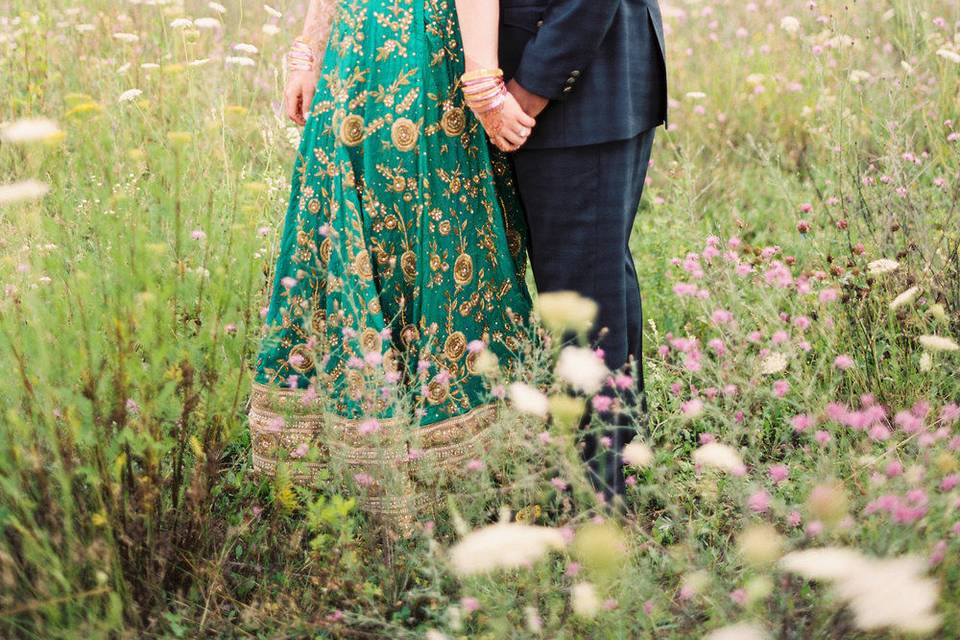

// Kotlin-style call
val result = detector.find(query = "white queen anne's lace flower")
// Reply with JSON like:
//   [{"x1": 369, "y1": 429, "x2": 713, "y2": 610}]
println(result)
[
  {"x1": 693, "y1": 442, "x2": 744, "y2": 474},
  {"x1": 1, "y1": 118, "x2": 61, "y2": 144},
  {"x1": 225, "y1": 56, "x2": 256, "y2": 67},
  {"x1": 449, "y1": 523, "x2": 566, "y2": 576},
  {"x1": 779, "y1": 547, "x2": 869, "y2": 581},
  {"x1": 780, "y1": 548, "x2": 942, "y2": 635},
  {"x1": 623, "y1": 441, "x2": 653, "y2": 468},
  {"x1": 866, "y1": 258, "x2": 899, "y2": 275},
  {"x1": 0, "y1": 180, "x2": 50, "y2": 206},
  {"x1": 936, "y1": 48, "x2": 960, "y2": 64},
  {"x1": 888, "y1": 285, "x2": 920, "y2": 310},
  {"x1": 118, "y1": 89, "x2": 143, "y2": 103},
  {"x1": 780, "y1": 16, "x2": 800, "y2": 33},
  {"x1": 194, "y1": 17, "x2": 221, "y2": 30},
  {"x1": 508, "y1": 382, "x2": 548, "y2": 418},
  {"x1": 555, "y1": 346, "x2": 608, "y2": 395},
  {"x1": 918, "y1": 335, "x2": 959, "y2": 352},
  {"x1": 570, "y1": 582, "x2": 599, "y2": 618},
  {"x1": 759, "y1": 351, "x2": 788, "y2": 375},
  {"x1": 706, "y1": 622, "x2": 769, "y2": 640}
]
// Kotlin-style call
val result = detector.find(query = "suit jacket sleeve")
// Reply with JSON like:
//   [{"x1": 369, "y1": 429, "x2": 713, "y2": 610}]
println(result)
[{"x1": 513, "y1": 0, "x2": 622, "y2": 101}]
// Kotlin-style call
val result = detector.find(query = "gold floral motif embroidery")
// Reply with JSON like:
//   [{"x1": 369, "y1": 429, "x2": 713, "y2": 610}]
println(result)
[
  {"x1": 400, "y1": 250, "x2": 417, "y2": 281},
  {"x1": 454, "y1": 253, "x2": 473, "y2": 286},
  {"x1": 466, "y1": 350, "x2": 481, "y2": 374},
  {"x1": 440, "y1": 107, "x2": 466, "y2": 137},
  {"x1": 368, "y1": 298, "x2": 381, "y2": 314},
  {"x1": 426, "y1": 380, "x2": 449, "y2": 405},
  {"x1": 444, "y1": 331, "x2": 467, "y2": 361},
  {"x1": 311, "y1": 309, "x2": 326, "y2": 335},
  {"x1": 289, "y1": 343, "x2": 315, "y2": 373},
  {"x1": 346, "y1": 370, "x2": 364, "y2": 398},
  {"x1": 354, "y1": 250, "x2": 373, "y2": 279},
  {"x1": 360, "y1": 327, "x2": 382, "y2": 353},
  {"x1": 307, "y1": 198, "x2": 321, "y2": 214},
  {"x1": 391, "y1": 117, "x2": 418, "y2": 152},
  {"x1": 319, "y1": 237, "x2": 332, "y2": 264},
  {"x1": 383, "y1": 348, "x2": 399, "y2": 374},
  {"x1": 340, "y1": 114, "x2": 365, "y2": 146}
]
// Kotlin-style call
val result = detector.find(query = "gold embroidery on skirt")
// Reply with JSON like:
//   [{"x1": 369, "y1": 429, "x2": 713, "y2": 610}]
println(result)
[
  {"x1": 310, "y1": 310, "x2": 326, "y2": 335},
  {"x1": 354, "y1": 250, "x2": 373, "y2": 279},
  {"x1": 441, "y1": 107, "x2": 466, "y2": 137},
  {"x1": 426, "y1": 380, "x2": 449, "y2": 405},
  {"x1": 319, "y1": 237, "x2": 332, "y2": 264},
  {"x1": 453, "y1": 253, "x2": 473, "y2": 285},
  {"x1": 443, "y1": 331, "x2": 467, "y2": 361},
  {"x1": 288, "y1": 343, "x2": 315, "y2": 373},
  {"x1": 340, "y1": 114, "x2": 365, "y2": 147},
  {"x1": 360, "y1": 327, "x2": 382, "y2": 353},
  {"x1": 391, "y1": 117, "x2": 419, "y2": 152},
  {"x1": 400, "y1": 250, "x2": 417, "y2": 281}
]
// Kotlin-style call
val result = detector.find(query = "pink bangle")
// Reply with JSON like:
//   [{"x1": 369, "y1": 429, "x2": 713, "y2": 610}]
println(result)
[
  {"x1": 468, "y1": 86, "x2": 507, "y2": 114},
  {"x1": 287, "y1": 40, "x2": 316, "y2": 72},
  {"x1": 472, "y1": 94, "x2": 506, "y2": 114}
]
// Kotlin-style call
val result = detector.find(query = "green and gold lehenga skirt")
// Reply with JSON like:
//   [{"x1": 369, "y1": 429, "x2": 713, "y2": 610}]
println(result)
[{"x1": 249, "y1": 0, "x2": 532, "y2": 517}]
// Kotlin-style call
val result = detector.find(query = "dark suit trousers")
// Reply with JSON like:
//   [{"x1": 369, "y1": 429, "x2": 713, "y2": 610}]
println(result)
[{"x1": 512, "y1": 127, "x2": 656, "y2": 502}]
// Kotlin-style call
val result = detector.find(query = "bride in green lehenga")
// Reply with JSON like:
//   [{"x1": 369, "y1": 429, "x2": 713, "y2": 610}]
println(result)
[{"x1": 249, "y1": 0, "x2": 538, "y2": 517}]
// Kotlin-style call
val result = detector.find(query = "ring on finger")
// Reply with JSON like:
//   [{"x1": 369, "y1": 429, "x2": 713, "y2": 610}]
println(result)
[{"x1": 517, "y1": 127, "x2": 530, "y2": 138}]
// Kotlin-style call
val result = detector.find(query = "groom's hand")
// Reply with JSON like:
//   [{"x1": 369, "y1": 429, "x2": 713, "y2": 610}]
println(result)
[{"x1": 507, "y1": 79, "x2": 549, "y2": 118}]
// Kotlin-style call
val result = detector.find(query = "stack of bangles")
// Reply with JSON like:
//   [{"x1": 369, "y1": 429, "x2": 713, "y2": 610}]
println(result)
[
  {"x1": 460, "y1": 68, "x2": 507, "y2": 115},
  {"x1": 287, "y1": 38, "x2": 316, "y2": 73}
]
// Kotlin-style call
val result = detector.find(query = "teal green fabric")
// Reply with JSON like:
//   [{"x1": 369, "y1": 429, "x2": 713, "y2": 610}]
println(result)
[{"x1": 254, "y1": 0, "x2": 532, "y2": 427}]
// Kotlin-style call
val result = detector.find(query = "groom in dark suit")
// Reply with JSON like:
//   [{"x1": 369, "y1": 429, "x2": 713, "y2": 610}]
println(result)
[{"x1": 499, "y1": 0, "x2": 668, "y2": 503}]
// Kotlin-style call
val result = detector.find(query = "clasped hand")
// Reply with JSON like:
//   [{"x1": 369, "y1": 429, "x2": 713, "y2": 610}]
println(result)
[
  {"x1": 475, "y1": 89, "x2": 536, "y2": 153},
  {"x1": 475, "y1": 80, "x2": 549, "y2": 153}
]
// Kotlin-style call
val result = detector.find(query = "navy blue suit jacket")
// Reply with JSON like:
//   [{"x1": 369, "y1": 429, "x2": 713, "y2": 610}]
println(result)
[{"x1": 499, "y1": 0, "x2": 668, "y2": 149}]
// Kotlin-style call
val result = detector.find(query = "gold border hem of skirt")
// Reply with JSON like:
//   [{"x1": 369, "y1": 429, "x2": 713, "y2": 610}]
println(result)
[{"x1": 248, "y1": 382, "x2": 498, "y2": 520}]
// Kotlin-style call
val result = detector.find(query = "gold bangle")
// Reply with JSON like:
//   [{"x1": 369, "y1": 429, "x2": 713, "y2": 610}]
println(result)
[{"x1": 460, "y1": 67, "x2": 504, "y2": 83}]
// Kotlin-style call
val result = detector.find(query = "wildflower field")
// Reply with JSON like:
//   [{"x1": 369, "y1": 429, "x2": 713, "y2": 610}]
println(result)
[{"x1": 2, "y1": 0, "x2": 960, "y2": 638}]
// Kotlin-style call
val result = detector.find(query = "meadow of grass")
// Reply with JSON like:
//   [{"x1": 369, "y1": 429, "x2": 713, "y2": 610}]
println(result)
[{"x1": 1, "y1": 0, "x2": 959, "y2": 638}]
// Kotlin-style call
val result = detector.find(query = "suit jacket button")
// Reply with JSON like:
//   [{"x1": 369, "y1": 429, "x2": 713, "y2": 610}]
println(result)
[
  {"x1": 562, "y1": 86, "x2": 574, "y2": 94},
  {"x1": 571, "y1": 70, "x2": 581, "y2": 78},
  {"x1": 565, "y1": 77, "x2": 576, "y2": 85},
  {"x1": 536, "y1": 19, "x2": 544, "y2": 27}
]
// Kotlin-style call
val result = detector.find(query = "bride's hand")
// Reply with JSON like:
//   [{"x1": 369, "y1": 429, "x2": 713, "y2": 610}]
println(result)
[
  {"x1": 284, "y1": 69, "x2": 320, "y2": 127},
  {"x1": 477, "y1": 92, "x2": 536, "y2": 152}
]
